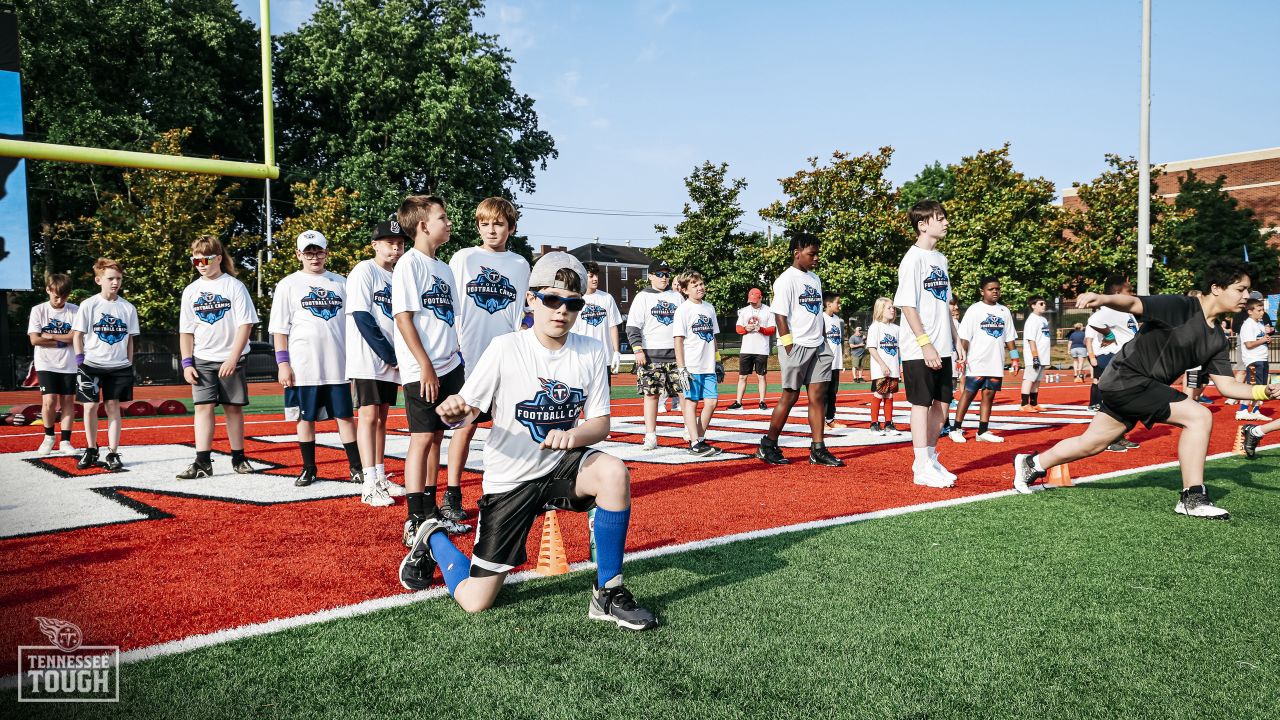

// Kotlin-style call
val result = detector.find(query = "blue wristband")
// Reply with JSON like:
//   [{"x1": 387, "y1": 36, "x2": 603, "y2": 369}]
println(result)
[
  {"x1": 181, "y1": 357, "x2": 195, "y2": 369},
  {"x1": 275, "y1": 350, "x2": 291, "y2": 364}
]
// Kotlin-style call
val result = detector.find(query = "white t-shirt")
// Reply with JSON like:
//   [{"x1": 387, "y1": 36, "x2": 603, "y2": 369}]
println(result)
[
  {"x1": 867, "y1": 321, "x2": 901, "y2": 380},
  {"x1": 268, "y1": 270, "x2": 348, "y2": 386},
  {"x1": 28, "y1": 301, "x2": 79, "y2": 373},
  {"x1": 1022, "y1": 312, "x2": 1051, "y2": 362},
  {"x1": 673, "y1": 300, "x2": 720, "y2": 374},
  {"x1": 392, "y1": 248, "x2": 462, "y2": 385},
  {"x1": 770, "y1": 267, "x2": 824, "y2": 347},
  {"x1": 449, "y1": 247, "x2": 530, "y2": 377},
  {"x1": 179, "y1": 274, "x2": 259, "y2": 362},
  {"x1": 736, "y1": 304, "x2": 775, "y2": 355},
  {"x1": 73, "y1": 295, "x2": 140, "y2": 369},
  {"x1": 460, "y1": 331, "x2": 611, "y2": 494},
  {"x1": 960, "y1": 302, "x2": 1017, "y2": 377},
  {"x1": 571, "y1": 289, "x2": 623, "y2": 350},
  {"x1": 824, "y1": 314, "x2": 845, "y2": 371},
  {"x1": 893, "y1": 244, "x2": 953, "y2": 361},
  {"x1": 1089, "y1": 307, "x2": 1138, "y2": 357},
  {"x1": 345, "y1": 259, "x2": 399, "y2": 382},
  {"x1": 626, "y1": 288, "x2": 684, "y2": 351},
  {"x1": 1240, "y1": 318, "x2": 1269, "y2": 364}
]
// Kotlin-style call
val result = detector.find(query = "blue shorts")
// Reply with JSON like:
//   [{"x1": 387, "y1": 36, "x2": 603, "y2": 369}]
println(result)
[
  {"x1": 285, "y1": 384, "x2": 354, "y2": 422},
  {"x1": 1245, "y1": 360, "x2": 1269, "y2": 384},
  {"x1": 684, "y1": 373, "x2": 719, "y2": 402},
  {"x1": 963, "y1": 376, "x2": 1003, "y2": 393}
]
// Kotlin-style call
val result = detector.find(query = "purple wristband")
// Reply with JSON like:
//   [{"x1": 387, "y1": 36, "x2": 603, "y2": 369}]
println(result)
[
  {"x1": 75, "y1": 353, "x2": 85, "y2": 366},
  {"x1": 181, "y1": 357, "x2": 195, "y2": 369},
  {"x1": 275, "y1": 350, "x2": 291, "y2": 364}
]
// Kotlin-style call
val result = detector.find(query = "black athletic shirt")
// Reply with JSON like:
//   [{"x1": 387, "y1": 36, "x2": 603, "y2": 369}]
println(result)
[{"x1": 1099, "y1": 295, "x2": 1232, "y2": 392}]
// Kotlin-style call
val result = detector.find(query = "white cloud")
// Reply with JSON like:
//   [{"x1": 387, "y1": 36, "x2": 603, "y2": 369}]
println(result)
[
  {"x1": 559, "y1": 71, "x2": 590, "y2": 108},
  {"x1": 491, "y1": 2, "x2": 536, "y2": 50}
]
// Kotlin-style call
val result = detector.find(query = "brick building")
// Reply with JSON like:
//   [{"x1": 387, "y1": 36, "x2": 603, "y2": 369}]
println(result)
[{"x1": 536, "y1": 242, "x2": 654, "y2": 316}]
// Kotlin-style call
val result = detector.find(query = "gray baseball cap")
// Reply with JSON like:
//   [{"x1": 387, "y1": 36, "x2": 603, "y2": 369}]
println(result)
[{"x1": 529, "y1": 251, "x2": 587, "y2": 291}]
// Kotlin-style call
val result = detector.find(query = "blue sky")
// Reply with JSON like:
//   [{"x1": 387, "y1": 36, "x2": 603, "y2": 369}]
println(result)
[{"x1": 236, "y1": 0, "x2": 1280, "y2": 249}]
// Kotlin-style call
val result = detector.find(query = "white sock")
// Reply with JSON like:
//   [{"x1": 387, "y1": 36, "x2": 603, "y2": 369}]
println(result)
[
  {"x1": 913, "y1": 447, "x2": 930, "y2": 465},
  {"x1": 1248, "y1": 426, "x2": 1264, "y2": 438},
  {"x1": 1032, "y1": 455, "x2": 1045, "y2": 472},
  {"x1": 927, "y1": 446, "x2": 939, "y2": 461},
  {"x1": 363, "y1": 467, "x2": 378, "y2": 483},
  {"x1": 375, "y1": 463, "x2": 386, "y2": 479}
]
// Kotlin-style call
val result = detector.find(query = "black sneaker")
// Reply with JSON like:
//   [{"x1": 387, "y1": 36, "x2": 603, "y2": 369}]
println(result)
[
  {"x1": 869, "y1": 422, "x2": 883, "y2": 434},
  {"x1": 589, "y1": 582, "x2": 658, "y2": 631},
  {"x1": 434, "y1": 507, "x2": 473, "y2": 535},
  {"x1": 1088, "y1": 404, "x2": 1102, "y2": 412},
  {"x1": 938, "y1": 423, "x2": 952, "y2": 439},
  {"x1": 1012, "y1": 453, "x2": 1046, "y2": 494},
  {"x1": 103, "y1": 452, "x2": 123, "y2": 472},
  {"x1": 809, "y1": 445, "x2": 845, "y2": 467},
  {"x1": 755, "y1": 438, "x2": 789, "y2": 465},
  {"x1": 349, "y1": 467, "x2": 363, "y2": 483},
  {"x1": 441, "y1": 490, "x2": 469, "y2": 522},
  {"x1": 1241, "y1": 425, "x2": 1262, "y2": 459},
  {"x1": 402, "y1": 514, "x2": 424, "y2": 548},
  {"x1": 727, "y1": 401, "x2": 742, "y2": 410},
  {"x1": 758, "y1": 401, "x2": 768, "y2": 410},
  {"x1": 175, "y1": 461, "x2": 213, "y2": 480},
  {"x1": 295, "y1": 466, "x2": 318, "y2": 486},
  {"x1": 1119, "y1": 439, "x2": 1139, "y2": 449},
  {"x1": 1174, "y1": 485, "x2": 1230, "y2": 520},
  {"x1": 884, "y1": 423, "x2": 902, "y2": 435},
  {"x1": 1105, "y1": 441, "x2": 1128, "y2": 453},
  {"x1": 232, "y1": 459, "x2": 256, "y2": 474},
  {"x1": 689, "y1": 441, "x2": 721, "y2": 457},
  {"x1": 76, "y1": 447, "x2": 100, "y2": 470},
  {"x1": 399, "y1": 516, "x2": 445, "y2": 591}
]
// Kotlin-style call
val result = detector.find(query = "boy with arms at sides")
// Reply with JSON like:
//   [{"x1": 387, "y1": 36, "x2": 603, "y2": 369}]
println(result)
[
  {"x1": 1235, "y1": 298, "x2": 1270, "y2": 421},
  {"x1": 866, "y1": 297, "x2": 904, "y2": 435},
  {"x1": 950, "y1": 277, "x2": 1020, "y2": 444},
  {"x1": 177, "y1": 236, "x2": 259, "y2": 479},
  {"x1": 72, "y1": 258, "x2": 140, "y2": 471},
  {"x1": 673, "y1": 271, "x2": 723, "y2": 456},
  {"x1": 270, "y1": 230, "x2": 363, "y2": 487},
  {"x1": 822, "y1": 292, "x2": 848, "y2": 430},
  {"x1": 445, "y1": 198, "x2": 532, "y2": 522},
  {"x1": 347, "y1": 220, "x2": 409, "y2": 506},
  {"x1": 1014, "y1": 259, "x2": 1272, "y2": 519},
  {"x1": 29, "y1": 272, "x2": 78, "y2": 455},
  {"x1": 626, "y1": 260, "x2": 685, "y2": 450},
  {"x1": 756, "y1": 232, "x2": 844, "y2": 467},
  {"x1": 571, "y1": 262, "x2": 624, "y2": 381},
  {"x1": 1019, "y1": 296, "x2": 1050, "y2": 412},
  {"x1": 894, "y1": 200, "x2": 965, "y2": 488},
  {"x1": 402, "y1": 253, "x2": 658, "y2": 631},
  {"x1": 729, "y1": 288, "x2": 775, "y2": 410},
  {"x1": 393, "y1": 196, "x2": 471, "y2": 542}
]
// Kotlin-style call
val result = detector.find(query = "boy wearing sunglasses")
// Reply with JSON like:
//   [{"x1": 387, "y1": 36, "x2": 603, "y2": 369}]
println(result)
[
  {"x1": 71, "y1": 258, "x2": 140, "y2": 471},
  {"x1": 269, "y1": 230, "x2": 363, "y2": 487},
  {"x1": 625, "y1": 259, "x2": 685, "y2": 450},
  {"x1": 177, "y1": 236, "x2": 260, "y2": 479},
  {"x1": 401, "y1": 252, "x2": 658, "y2": 630}
]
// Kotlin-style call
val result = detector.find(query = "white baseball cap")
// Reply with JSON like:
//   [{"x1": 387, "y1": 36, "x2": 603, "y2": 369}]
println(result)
[
  {"x1": 529, "y1": 252, "x2": 587, "y2": 291},
  {"x1": 296, "y1": 230, "x2": 327, "y2": 251}
]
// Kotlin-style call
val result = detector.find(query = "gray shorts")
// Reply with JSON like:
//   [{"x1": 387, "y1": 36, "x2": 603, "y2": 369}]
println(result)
[
  {"x1": 192, "y1": 358, "x2": 249, "y2": 406},
  {"x1": 779, "y1": 343, "x2": 833, "y2": 391}
]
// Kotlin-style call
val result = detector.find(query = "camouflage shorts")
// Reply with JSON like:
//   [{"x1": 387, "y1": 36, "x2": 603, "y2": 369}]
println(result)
[{"x1": 636, "y1": 361, "x2": 682, "y2": 397}]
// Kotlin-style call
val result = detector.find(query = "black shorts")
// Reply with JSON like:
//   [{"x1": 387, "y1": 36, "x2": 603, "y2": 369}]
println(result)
[
  {"x1": 404, "y1": 365, "x2": 466, "y2": 433},
  {"x1": 37, "y1": 371, "x2": 77, "y2": 396},
  {"x1": 76, "y1": 364, "x2": 134, "y2": 403},
  {"x1": 192, "y1": 359, "x2": 249, "y2": 406},
  {"x1": 352, "y1": 378, "x2": 399, "y2": 407},
  {"x1": 1099, "y1": 380, "x2": 1185, "y2": 431},
  {"x1": 1185, "y1": 369, "x2": 1204, "y2": 389},
  {"x1": 738, "y1": 353, "x2": 768, "y2": 376},
  {"x1": 469, "y1": 447, "x2": 600, "y2": 577},
  {"x1": 902, "y1": 358, "x2": 954, "y2": 407}
]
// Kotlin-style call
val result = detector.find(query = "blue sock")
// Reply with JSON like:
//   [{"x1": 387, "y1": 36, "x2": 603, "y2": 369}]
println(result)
[
  {"x1": 428, "y1": 531, "x2": 471, "y2": 595},
  {"x1": 593, "y1": 507, "x2": 631, "y2": 588}
]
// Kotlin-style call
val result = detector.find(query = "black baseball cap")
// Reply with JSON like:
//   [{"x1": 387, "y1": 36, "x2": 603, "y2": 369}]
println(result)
[
  {"x1": 648, "y1": 259, "x2": 672, "y2": 274},
  {"x1": 371, "y1": 220, "x2": 410, "y2": 243}
]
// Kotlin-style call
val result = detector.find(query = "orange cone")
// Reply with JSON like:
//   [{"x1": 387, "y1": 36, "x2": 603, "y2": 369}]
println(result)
[
  {"x1": 1045, "y1": 463, "x2": 1073, "y2": 487},
  {"x1": 535, "y1": 509, "x2": 570, "y2": 576},
  {"x1": 1233, "y1": 427, "x2": 1246, "y2": 456}
]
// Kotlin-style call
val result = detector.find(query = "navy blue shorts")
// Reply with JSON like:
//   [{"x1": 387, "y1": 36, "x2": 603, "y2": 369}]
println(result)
[
  {"x1": 963, "y1": 376, "x2": 1003, "y2": 393},
  {"x1": 285, "y1": 384, "x2": 354, "y2": 422}
]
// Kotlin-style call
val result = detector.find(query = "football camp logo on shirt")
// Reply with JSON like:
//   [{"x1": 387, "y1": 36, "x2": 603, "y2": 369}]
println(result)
[
  {"x1": 692, "y1": 314, "x2": 715, "y2": 343},
  {"x1": 41, "y1": 318, "x2": 73, "y2": 335},
  {"x1": 421, "y1": 276, "x2": 456, "y2": 325},
  {"x1": 193, "y1": 292, "x2": 232, "y2": 325},
  {"x1": 580, "y1": 303, "x2": 607, "y2": 327},
  {"x1": 301, "y1": 287, "x2": 343, "y2": 321},
  {"x1": 466, "y1": 267, "x2": 518, "y2": 314},
  {"x1": 92, "y1": 314, "x2": 129, "y2": 345},
  {"x1": 980, "y1": 314, "x2": 1006, "y2": 338},
  {"x1": 1041, "y1": 323, "x2": 1051, "y2": 339},
  {"x1": 651, "y1": 300, "x2": 678, "y2": 326},
  {"x1": 799, "y1": 285, "x2": 822, "y2": 315},
  {"x1": 373, "y1": 282, "x2": 393, "y2": 319},
  {"x1": 923, "y1": 266, "x2": 950, "y2": 302},
  {"x1": 880, "y1": 334, "x2": 898, "y2": 357},
  {"x1": 514, "y1": 378, "x2": 587, "y2": 443},
  {"x1": 1127, "y1": 317, "x2": 1139, "y2": 334},
  {"x1": 827, "y1": 322, "x2": 842, "y2": 346}
]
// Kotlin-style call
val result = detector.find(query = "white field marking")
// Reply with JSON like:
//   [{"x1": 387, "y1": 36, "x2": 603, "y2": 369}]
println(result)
[{"x1": 2, "y1": 440, "x2": 1267, "y2": 689}]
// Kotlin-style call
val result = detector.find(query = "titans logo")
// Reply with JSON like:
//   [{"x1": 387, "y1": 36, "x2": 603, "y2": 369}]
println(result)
[
  {"x1": 799, "y1": 285, "x2": 822, "y2": 315},
  {"x1": 373, "y1": 282, "x2": 393, "y2": 319},
  {"x1": 651, "y1": 300, "x2": 677, "y2": 326},
  {"x1": 923, "y1": 266, "x2": 950, "y2": 302},
  {"x1": 467, "y1": 267, "x2": 518, "y2": 314},
  {"x1": 515, "y1": 378, "x2": 587, "y2": 443},
  {"x1": 421, "y1": 276, "x2": 456, "y2": 326},
  {"x1": 880, "y1": 334, "x2": 898, "y2": 357},
  {"x1": 980, "y1": 313, "x2": 1006, "y2": 339},
  {"x1": 1127, "y1": 317, "x2": 1138, "y2": 335},
  {"x1": 580, "y1": 303, "x2": 607, "y2": 327},
  {"x1": 301, "y1": 287, "x2": 343, "y2": 321},
  {"x1": 691, "y1": 314, "x2": 716, "y2": 343},
  {"x1": 827, "y1": 323, "x2": 842, "y2": 346},
  {"x1": 193, "y1": 292, "x2": 233, "y2": 324},
  {"x1": 40, "y1": 318, "x2": 72, "y2": 335},
  {"x1": 92, "y1": 314, "x2": 128, "y2": 345}
]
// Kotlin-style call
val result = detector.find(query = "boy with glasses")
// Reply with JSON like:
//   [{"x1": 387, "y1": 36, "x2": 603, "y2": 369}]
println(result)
[{"x1": 625, "y1": 260, "x2": 685, "y2": 450}]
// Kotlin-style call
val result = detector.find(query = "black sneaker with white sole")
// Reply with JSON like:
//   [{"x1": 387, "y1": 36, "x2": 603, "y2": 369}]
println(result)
[
  {"x1": 103, "y1": 452, "x2": 123, "y2": 472},
  {"x1": 869, "y1": 422, "x2": 883, "y2": 434},
  {"x1": 589, "y1": 582, "x2": 658, "y2": 631},
  {"x1": 809, "y1": 444, "x2": 845, "y2": 467},
  {"x1": 399, "y1": 516, "x2": 445, "y2": 590},
  {"x1": 1012, "y1": 453, "x2": 1047, "y2": 494},
  {"x1": 175, "y1": 461, "x2": 213, "y2": 480},
  {"x1": 1119, "y1": 438, "x2": 1139, "y2": 449},
  {"x1": 441, "y1": 490, "x2": 469, "y2": 522},
  {"x1": 295, "y1": 466, "x2": 318, "y2": 487},
  {"x1": 758, "y1": 401, "x2": 768, "y2": 411},
  {"x1": 1105, "y1": 441, "x2": 1128, "y2": 453},
  {"x1": 726, "y1": 401, "x2": 742, "y2": 410},
  {"x1": 76, "y1": 447, "x2": 99, "y2": 470},
  {"x1": 1174, "y1": 486, "x2": 1230, "y2": 520},
  {"x1": 1241, "y1": 425, "x2": 1262, "y2": 459},
  {"x1": 755, "y1": 438, "x2": 788, "y2": 465},
  {"x1": 232, "y1": 459, "x2": 256, "y2": 474}
]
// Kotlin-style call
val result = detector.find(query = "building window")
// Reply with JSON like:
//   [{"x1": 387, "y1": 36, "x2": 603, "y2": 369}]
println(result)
[
  {"x1": 620, "y1": 266, "x2": 628, "y2": 280},
  {"x1": 621, "y1": 288, "x2": 629, "y2": 302}
]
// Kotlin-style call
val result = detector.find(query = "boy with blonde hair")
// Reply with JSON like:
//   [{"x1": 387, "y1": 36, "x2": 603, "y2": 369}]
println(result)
[
  {"x1": 28, "y1": 272, "x2": 78, "y2": 455},
  {"x1": 866, "y1": 297, "x2": 903, "y2": 435},
  {"x1": 72, "y1": 258, "x2": 140, "y2": 471},
  {"x1": 673, "y1": 271, "x2": 722, "y2": 456}
]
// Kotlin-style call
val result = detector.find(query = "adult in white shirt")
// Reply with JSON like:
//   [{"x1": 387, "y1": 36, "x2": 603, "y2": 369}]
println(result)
[
  {"x1": 731, "y1": 288, "x2": 775, "y2": 410},
  {"x1": 951, "y1": 278, "x2": 1020, "y2": 443}
]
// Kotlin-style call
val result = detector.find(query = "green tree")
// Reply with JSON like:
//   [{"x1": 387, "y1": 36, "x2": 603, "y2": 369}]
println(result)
[
  {"x1": 275, "y1": 0, "x2": 557, "y2": 240},
  {"x1": 760, "y1": 148, "x2": 908, "y2": 312},
  {"x1": 1172, "y1": 170, "x2": 1275, "y2": 288},
  {"x1": 897, "y1": 161, "x2": 956, "y2": 211}
]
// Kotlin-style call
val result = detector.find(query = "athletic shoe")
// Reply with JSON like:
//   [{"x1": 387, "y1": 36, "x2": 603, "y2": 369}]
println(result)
[
  {"x1": 57, "y1": 441, "x2": 74, "y2": 455},
  {"x1": 1235, "y1": 410, "x2": 1251, "y2": 421},
  {"x1": 912, "y1": 462, "x2": 952, "y2": 488},
  {"x1": 758, "y1": 401, "x2": 768, "y2": 410},
  {"x1": 884, "y1": 423, "x2": 903, "y2": 435},
  {"x1": 868, "y1": 422, "x2": 883, "y2": 434},
  {"x1": 378, "y1": 477, "x2": 406, "y2": 497},
  {"x1": 361, "y1": 479, "x2": 394, "y2": 508},
  {"x1": 1119, "y1": 439, "x2": 1139, "y2": 450},
  {"x1": 755, "y1": 439, "x2": 788, "y2": 465},
  {"x1": 1174, "y1": 486, "x2": 1230, "y2": 520},
  {"x1": 232, "y1": 459, "x2": 256, "y2": 474},
  {"x1": 1105, "y1": 441, "x2": 1128, "y2": 453},
  {"x1": 1032, "y1": 405, "x2": 1046, "y2": 412},
  {"x1": 727, "y1": 401, "x2": 742, "y2": 410},
  {"x1": 1249, "y1": 411, "x2": 1270, "y2": 421},
  {"x1": 975, "y1": 431, "x2": 1005, "y2": 443},
  {"x1": 825, "y1": 420, "x2": 849, "y2": 429},
  {"x1": 36, "y1": 436, "x2": 56, "y2": 455},
  {"x1": 1195, "y1": 396, "x2": 1215, "y2": 405},
  {"x1": 349, "y1": 467, "x2": 363, "y2": 483},
  {"x1": 294, "y1": 467, "x2": 318, "y2": 486},
  {"x1": 1020, "y1": 405, "x2": 1041, "y2": 413},
  {"x1": 402, "y1": 515, "x2": 423, "y2": 547},
  {"x1": 948, "y1": 429, "x2": 967, "y2": 443},
  {"x1": 1224, "y1": 398, "x2": 1238, "y2": 405},
  {"x1": 103, "y1": 452, "x2": 123, "y2": 472},
  {"x1": 76, "y1": 447, "x2": 99, "y2": 470},
  {"x1": 1087, "y1": 404, "x2": 1101, "y2": 412},
  {"x1": 175, "y1": 461, "x2": 213, "y2": 480},
  {"x1": 436, "y1": 511, "x2": 473, "y2": 535},
  {"x1": 589, "y1": 582, "x2": 658, "y2": 631},
  {"x1": 1241, "y1": 425, "x2": 1262, "y2": 459},
  {"x1": 399, "y1": 516, "x2": 445, "y2": 590},
  {"x1": 688, "y1": 442, "x2": 719, "y2": 458},
  {"x1": 1073, "y1": 375, "x2": 1083, "y2": 383},
  {"x1": 441, "y1": 492, "x2": 469, "y2": 522},
  {"x1": 641, "y1": 433, "x2": 659, "y2": 451},
  {"x1": 938, "y1": 423, "x2": 952, "y2": 439},
  {"x1": 931, "y1": 459, "x2": 957, "y2": 485},
  {"x1": 809, "y1": 445, "x2": 845, "y2": 467},
  {"x1": 1012, "y1": 453, "x2": 1046, "y2": 494}
]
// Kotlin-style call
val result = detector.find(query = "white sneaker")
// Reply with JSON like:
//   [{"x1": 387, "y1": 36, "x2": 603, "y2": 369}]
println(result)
[
  {"x1": 378, "y1": 477, "x2": 406, "y2": 497},
  {"x1": 1236, "y1": 410, "x2": 1251, "y2": 420},
  {"x1": 1174, "y1": 486, "x2": 1229, "y2": 520},
  {"x1": 975, "y1": 431, "x2": 1005, "y2": 443},
  {"x1": 36, "y1": 436, "x2": 56, "y2": 455},
  {"x1": 361, "y1": 479, "x2": 394, "y2": 507},
  {"x1": 947, "y1": 430, "x2": 966, "y2": 443},
  {"x1": 931, "y1": 459, "x2": 957, "y2": 486},
  {"x1": 912, "y1": 462, "x2": 952, "y2": 488},
  {"x1": 1250, "y1": 411, "x2": 1270, "y2": 421},
  {"x1": 641, "y1": 433, "x2": 659, "y2": 450},
  {"x1": 57, "y1": 440, "x2": 74, "y2": 455}
]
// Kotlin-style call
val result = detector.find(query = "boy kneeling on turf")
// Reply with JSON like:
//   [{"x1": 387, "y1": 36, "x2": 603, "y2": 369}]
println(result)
[{"x1": 399, "y1": 252, "x2": 657, "y2": 631}]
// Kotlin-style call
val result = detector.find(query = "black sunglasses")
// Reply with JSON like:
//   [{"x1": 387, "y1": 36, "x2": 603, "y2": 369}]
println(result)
[
  {"x1": 533, "y1": 291, "x2": 586, "y2": 312},
  {"x1": 651, "y1": 271, "x2": 671, "y2": 278}
]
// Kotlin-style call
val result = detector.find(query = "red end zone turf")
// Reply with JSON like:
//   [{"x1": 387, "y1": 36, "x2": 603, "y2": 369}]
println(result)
[{"x1": 0, "y1": 384, "x2": 1246, "y2": 667}]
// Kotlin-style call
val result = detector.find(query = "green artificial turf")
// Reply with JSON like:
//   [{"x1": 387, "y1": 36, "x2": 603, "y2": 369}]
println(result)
[{"x1": 16, "y1": 455, "x2": 1279, "y2": 719}]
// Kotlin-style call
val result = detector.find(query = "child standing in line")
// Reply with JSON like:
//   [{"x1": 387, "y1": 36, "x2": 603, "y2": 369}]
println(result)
[
  {"x1": 822, "y1": 292, "x2": 848, "y2": 429},
  {"x1": 1019, "y1": 296, "x2": 1051, "y2": 412},
  {"x1": 866, "y1": 297, "x2": 903, "y2": 435},
  {"x1": 1236, "y1": 298, "x2": 1270, "y2": 421},
  {"x1": 950, "y1": 276, "x2": 1020, "y2": 443},
  {"x1": 673, "y1": 271, "x2": 723, "y2": 456},
  {"x1": 71, "y1": 258, "x2": 140, "y2": 471},
  {"x1": 28, "y1": 272, "x2": 78, "y2": 456},
  {"x1": 571, "y1": 262, "x2": 624, "y2": 380}
]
